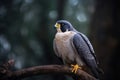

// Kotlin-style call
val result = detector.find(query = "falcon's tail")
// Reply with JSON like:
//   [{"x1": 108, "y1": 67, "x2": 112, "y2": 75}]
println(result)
[{"x1": 93, "y1": 67, "x2": 104, "y2": 79}]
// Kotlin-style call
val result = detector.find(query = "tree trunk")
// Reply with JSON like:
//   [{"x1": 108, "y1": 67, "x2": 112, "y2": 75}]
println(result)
[
  {"x1": 89, "y1": 0, "x2": 120, "y2": 80},
  {"x1": 56, "y1": 0, "x2": 66, "y2": 20}
]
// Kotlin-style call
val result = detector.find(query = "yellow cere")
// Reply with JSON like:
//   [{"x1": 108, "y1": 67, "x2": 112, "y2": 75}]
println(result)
[{"x1": 55, "y1": 23, "x2": 61, "y2": 29}]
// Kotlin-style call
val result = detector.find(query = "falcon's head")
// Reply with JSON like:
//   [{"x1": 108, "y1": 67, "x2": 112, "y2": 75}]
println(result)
[{"x1": 54, "y1": 20, "x2": 76, "y2": 32}]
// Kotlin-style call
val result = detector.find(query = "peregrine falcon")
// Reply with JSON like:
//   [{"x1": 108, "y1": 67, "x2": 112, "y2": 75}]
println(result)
[{"x1": 53, "y1": 20, "x2": 101, "y2": 79}]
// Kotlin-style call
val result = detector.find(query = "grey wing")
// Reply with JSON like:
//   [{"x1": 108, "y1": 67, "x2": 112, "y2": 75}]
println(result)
[
  {"x1": 78, "y1": 32, "x2": 99, "y2": 64},
  {"x1": 72, "y1": 33, "x2": 99, "y2": 78},
  {"x1": 79, "y1": 32, "x2": 95, "y2": 53}
]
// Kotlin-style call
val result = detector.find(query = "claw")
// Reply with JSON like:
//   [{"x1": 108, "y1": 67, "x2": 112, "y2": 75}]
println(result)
[{"x1": 71, "y1": 64, "x2": 82, "y2": 73}]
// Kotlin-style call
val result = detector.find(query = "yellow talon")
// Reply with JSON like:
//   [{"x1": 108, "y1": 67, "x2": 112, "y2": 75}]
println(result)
[{"x1": 71, "y1": 64, "x2": 82, "y2": 73}]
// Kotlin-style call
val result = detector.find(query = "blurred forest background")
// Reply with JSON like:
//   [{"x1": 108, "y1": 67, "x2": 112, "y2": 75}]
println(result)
[{"x1": 0, "y1": 0, "x2": 120, "y2": 80}]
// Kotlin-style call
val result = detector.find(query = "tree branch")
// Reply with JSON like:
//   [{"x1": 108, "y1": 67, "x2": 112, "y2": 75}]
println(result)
[{"x1": 0, "y1": 60, "x2": 96, "y2": 80}]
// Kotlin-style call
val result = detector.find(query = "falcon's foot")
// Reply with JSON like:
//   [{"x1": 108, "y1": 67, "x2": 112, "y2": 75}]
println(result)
[{"x1": 71, "y1": 64, "x2": 82, "y2": 74}]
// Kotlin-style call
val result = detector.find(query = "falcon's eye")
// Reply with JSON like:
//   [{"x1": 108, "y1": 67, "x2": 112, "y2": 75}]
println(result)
[{"x1": 61, "y1": 23, "x2": 65, "y2": 26}]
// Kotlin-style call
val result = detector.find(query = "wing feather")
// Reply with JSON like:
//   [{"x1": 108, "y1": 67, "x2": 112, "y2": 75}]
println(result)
[
  {"x1": 78, "y1": 32, "x2": 99, "y2": 64},
  {"x1": 72, "y1": 33, "x2": 99, "y2": 78}
]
